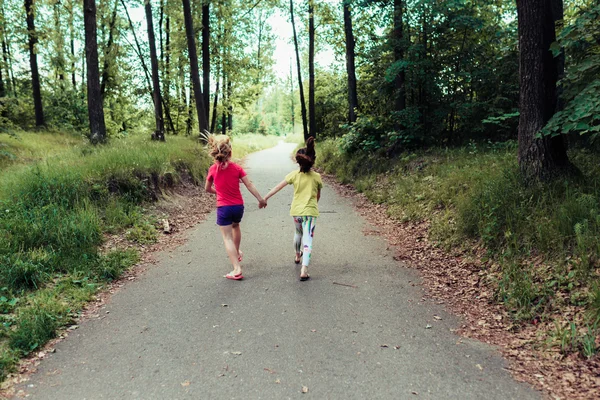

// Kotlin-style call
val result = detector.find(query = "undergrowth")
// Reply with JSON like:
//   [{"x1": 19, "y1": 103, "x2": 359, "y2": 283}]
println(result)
[{"x1": 318, "y1": 139, "x2": 600, "y2": 360}]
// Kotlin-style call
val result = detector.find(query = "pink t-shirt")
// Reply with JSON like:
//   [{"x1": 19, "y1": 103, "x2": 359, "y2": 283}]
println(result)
[{"x1": 206, "y1": 162, "x2": 247, "y2": 207}]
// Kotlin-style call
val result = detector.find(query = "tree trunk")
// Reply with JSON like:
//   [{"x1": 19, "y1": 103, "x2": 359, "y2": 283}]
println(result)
[
  {"x1": 182, "y1": 0, "x2": 209, "y2": 135},
  {"x1": 290, "y1": 0, "x2": 308, "y2": 140},
  {"x1": 145, "y1": 0, "x2": 165, "y2": 141},
  {"x1": 210, "y1": 60, "x2": 220, "y2": 133},
  {"x1": 165, "y1": 11, "x2": 171, "y2": 122},
  {"x1": 0, "y1": 52, "x2": 4, "y2": 98},
  {"x1": 83, "y1": 0, "x2": 106, "y2": 144},
  {"x1": 1, "y1": 37, "x2": 11, "y2": 96},
  {"x1": 227, "y1": 79, "x2": 232, "y2": 130},
  {"x1": 290, "y1": 58, "x2": 295, "y2": 133},
  {"x1": 308, "y1": 0, "x2": 315, "y2": 138},
  {"x1": 69, "y1": 0, "x2": 76, "y2": 88},
  {"x1": 101, "y1": 0, "x2": 119, "y2": 96},
  {"x1": 24, "y1": 0, "x2": 44, "y2": 126},
  {"x1": 393, "y1": 0, "x2": 406, "y2": 112},
  {"x1": 221, "y1": 70, "x2": 226, "y2": 135},
  {"x1": 202, "y1": 1, "x2": 210, "y2": 123},
  {"x1": 516, "y1": 0, "x2": 572, "y2": 181},
  {"x1": 343, "y1": 1, "x2": 358, "y2": 123},
  {"x1": 53, "y1": 2, "x2": 65, "y2": 83}
]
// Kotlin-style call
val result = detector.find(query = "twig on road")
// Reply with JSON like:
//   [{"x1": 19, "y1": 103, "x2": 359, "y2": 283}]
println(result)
[{"x1": 333, "y1": 282, "x2": 358, "y2": 288}]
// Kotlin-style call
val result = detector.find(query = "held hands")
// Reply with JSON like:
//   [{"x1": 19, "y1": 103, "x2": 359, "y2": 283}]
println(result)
[{"x1": 258, "y1": 198, "x2": 267, "y2": 209}]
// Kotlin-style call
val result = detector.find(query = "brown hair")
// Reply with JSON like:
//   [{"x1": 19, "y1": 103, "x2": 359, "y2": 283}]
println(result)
[
  {"x1": 295, "y1": 137, "x2": 316, "y2": 173},
  {"x1": 208, "y1": 135, "x2": 232, "y2": 163}
]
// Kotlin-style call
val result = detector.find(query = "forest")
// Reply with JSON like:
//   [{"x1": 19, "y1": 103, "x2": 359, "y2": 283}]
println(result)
[{"x1": 0, "y1": 0, "x2": 599, "y2": 396}]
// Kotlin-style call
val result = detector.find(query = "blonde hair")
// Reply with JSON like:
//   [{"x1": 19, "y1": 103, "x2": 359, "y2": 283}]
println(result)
[{"x1": 208, "y1": 135, "x2": 232, "y2": 163}]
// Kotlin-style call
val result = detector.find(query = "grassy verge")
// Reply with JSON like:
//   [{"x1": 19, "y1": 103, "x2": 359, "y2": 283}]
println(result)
[
  {"x1": 318, "y1": 139, "x2": 600, "y2": 360},
  {"x1": 0, "y1": 133, "x2": 212, "y2": 380}
]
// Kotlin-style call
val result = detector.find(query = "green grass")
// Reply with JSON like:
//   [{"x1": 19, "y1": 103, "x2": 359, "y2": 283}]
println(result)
[
  {"x1": 0, "y1": 130, "x2": 83, "y2": 170},
  {"x1": 318, "y1": 139, "x2": 600, "y2": 359}
]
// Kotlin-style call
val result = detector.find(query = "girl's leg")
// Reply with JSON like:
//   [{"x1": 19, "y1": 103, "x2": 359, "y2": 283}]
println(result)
[
  {"x1": 293, "y1": 217, "x2": 303, "y2": 262},
  {"x1": 300, "y1": 217, "x2": 316, "y2": 278},
  {"x1": 232, "y1": 222, "x2": 242, "y2": 261},
  {"x1": 219, "y1": 225, "x2": 242, "y2": 276}
]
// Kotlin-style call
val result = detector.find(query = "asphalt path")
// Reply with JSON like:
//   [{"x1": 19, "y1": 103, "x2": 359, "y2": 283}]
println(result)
[{"x1": 15, "y1": 142, "x2": 539, "y2": 399}]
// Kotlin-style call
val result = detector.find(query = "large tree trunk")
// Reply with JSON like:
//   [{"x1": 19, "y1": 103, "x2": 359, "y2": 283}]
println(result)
[
  {"x1": 393, "y1": 0, "x2": 405, "y2": 112},
  {"x1": 83, "y1": 0, "x2": 106, "y2": 144},
  {"x1": 290, "y1": 0, "x2": 308, "y2": 140},
  {"x1": 145, "y1": 0, "x2": 165, "y2": 141},
  {"x1": 343, "y1": 1, "x2": 358, "y2": 123},
  {"x1": 24, "y1": 0, "x2": 44, "y2": 126},
  {"x1": 516, "y1": 0, "x2": 572, "y2": 181},
  {"x1": 182, "y1": 0, "x2": 208, "y2": 135},
  {"x1": 202, "y1": 1, "x2": 210, "y2": 124},
  {"x1": 308, "y1": 0, "x2": 315, "y2": 138}
]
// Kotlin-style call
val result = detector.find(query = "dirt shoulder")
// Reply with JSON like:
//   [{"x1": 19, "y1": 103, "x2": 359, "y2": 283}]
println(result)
[{"x1": 322, "y1": 174, "x2": 600, "y2": 400}]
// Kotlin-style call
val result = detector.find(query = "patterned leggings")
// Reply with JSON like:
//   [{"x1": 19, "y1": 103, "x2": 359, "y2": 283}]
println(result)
[{"x1": 293, "y1": 216, "x2": 317, "y2": 266}]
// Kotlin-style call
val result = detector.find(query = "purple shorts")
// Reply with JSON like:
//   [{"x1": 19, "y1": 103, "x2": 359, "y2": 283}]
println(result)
[{"x1": 216, "y1": 205, "x2": 244, "y2": 226}]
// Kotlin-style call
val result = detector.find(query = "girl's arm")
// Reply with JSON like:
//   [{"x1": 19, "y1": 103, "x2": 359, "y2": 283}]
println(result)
[
  {"x1": 317, "y1": 188, "x2": 321, "y2": 202},
  {"x1": 240, "y1": 176, "x2": 266, "y2": 207},
  {"x1": 205, "y1": 178, "x2": 216, "y2": 194},
  {"x1": 265, "y1": 180, "x2": 289, "y2": 201}
]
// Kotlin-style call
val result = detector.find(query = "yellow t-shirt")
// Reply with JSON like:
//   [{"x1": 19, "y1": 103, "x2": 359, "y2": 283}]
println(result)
[{"x1": 285, "y1": 170, "x2": 323, "y2": 217}]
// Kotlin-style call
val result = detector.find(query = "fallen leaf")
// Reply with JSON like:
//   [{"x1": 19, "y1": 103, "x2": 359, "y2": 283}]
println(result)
[
  {"x1": 275, "y1": 379, "x2": 281, "y2": 384},
  {"x1": 181, "y1": 381, "x2": 190, "y2": 387},
  {"x1": 433, "y1": 316, "x2": 442, "y2": 320},
  {"x1": 380, "y1": 344, "x2": 389, "y2": 348},
  {"x1": 476, "y1": 364, "x2": 483, "y2": 370},
  {"x1": 301, "y1": 386, "x2": 309, "y2": 393},
  {"x1": 264, "y1": 368, "x2": 276, "y2": 374},
  {"x1": 231, "y1": 351, "x2": 242, "y2": 356},
  {"x1": 221, "y1": 304, "x2": 228, "y2": 307},
  {"x1": 425, "y1": 324, "x2": 432, "y2": 329},
  {"x1": 394, "y1": 346, "x2": 401, "y2": 350}
]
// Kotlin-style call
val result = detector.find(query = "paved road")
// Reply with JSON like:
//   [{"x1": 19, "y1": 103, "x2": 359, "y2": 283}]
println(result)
[{"x1": 15, "y1": 143, "x2": 539, "y2": 399}]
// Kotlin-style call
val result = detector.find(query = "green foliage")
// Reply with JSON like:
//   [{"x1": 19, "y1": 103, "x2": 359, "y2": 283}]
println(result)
[{"x1": 543, "y1": 3, "x2": 600, "y2": 140}]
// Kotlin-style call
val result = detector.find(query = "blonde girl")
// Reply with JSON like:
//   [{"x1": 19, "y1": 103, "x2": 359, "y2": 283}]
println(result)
[{"x1": 205, "y1": 135, "x2": 266, "y2": 280}]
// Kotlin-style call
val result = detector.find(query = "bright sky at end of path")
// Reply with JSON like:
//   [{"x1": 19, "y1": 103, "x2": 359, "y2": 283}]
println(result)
[{"x1": 268, "y1": 9, "x2": 339, "y2": 81}]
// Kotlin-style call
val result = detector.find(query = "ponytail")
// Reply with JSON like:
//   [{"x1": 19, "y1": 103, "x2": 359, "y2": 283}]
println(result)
[{"x1": 295, "y1": 136, "x2": 316, "y2": 173}]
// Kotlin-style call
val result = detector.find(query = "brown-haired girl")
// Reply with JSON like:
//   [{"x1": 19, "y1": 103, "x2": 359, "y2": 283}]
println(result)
[
  {"x1": 205, "y1": 135, "x2": 266, "y2": 280},
  {"x1": 264, "y1": 137, "x2": 322, "y2": 281}
]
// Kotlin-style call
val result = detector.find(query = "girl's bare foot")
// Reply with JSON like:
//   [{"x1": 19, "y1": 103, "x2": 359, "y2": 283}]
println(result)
[
  {"x1": 299, "y1": 266, "x2": 309, "y2": 281},
  {"x1": 294, "y1": 252, "x2": 302, "y2": 264}
]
